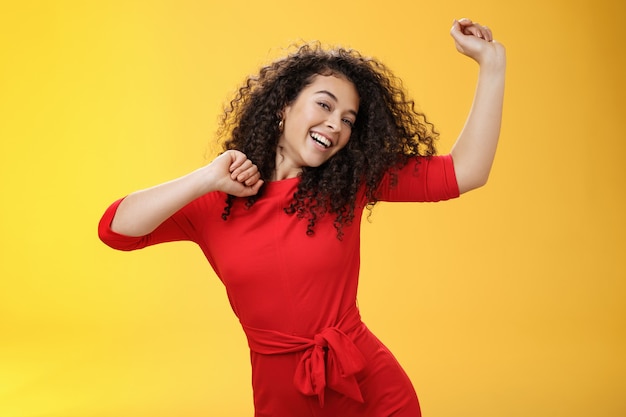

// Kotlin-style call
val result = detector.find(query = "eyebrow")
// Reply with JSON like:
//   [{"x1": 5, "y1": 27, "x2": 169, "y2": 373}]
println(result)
[{"x1": 315, "y1": 90, "x2": 358, "y2": 118}]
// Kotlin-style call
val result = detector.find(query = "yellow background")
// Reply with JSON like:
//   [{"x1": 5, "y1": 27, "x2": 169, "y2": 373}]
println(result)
[{"x1": 1, "y1": 1, "x2": 624, "y2": 416}]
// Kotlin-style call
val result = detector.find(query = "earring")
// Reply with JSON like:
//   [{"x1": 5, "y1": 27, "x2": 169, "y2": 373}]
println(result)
[{"x1": 278, "y1": 119, "x2": 284, "y2": 132}]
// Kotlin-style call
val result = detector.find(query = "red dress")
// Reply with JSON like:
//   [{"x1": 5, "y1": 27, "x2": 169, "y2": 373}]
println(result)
[{"x1": 99, "y1": 155, "x2": 459, "y2": 417}]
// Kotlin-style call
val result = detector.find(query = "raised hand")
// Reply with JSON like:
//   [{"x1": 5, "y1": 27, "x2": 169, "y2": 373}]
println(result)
[
  {"x1": 450, "y1": 18, "x2": 505, "y2": 68},
  {"x1": 448, "y1": 18, "x2": 506, "y2": 194}
]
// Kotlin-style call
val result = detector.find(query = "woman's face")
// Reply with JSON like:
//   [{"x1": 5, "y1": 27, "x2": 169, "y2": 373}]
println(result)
[{"x1": 275, "y1": 74, "x2": 359, "y2": 179}]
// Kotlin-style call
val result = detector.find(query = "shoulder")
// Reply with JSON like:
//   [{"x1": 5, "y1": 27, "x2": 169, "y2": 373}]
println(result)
[{"x1": 376, "y1": 155, "x2": 460, "y2": 202}]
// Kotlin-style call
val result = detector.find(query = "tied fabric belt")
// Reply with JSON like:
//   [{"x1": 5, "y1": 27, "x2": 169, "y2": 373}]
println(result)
[{"x1": 241, "y1": 306, "x2": 367, "y2": 407}]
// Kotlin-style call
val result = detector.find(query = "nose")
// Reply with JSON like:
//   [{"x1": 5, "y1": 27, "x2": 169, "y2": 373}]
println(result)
[{"x1": 326, "y1": 112, "x2": 342, "y2": 132}]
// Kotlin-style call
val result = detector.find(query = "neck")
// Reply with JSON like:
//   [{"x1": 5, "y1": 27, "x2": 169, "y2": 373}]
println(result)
[
  {"x1": 272, "y1": 147, "x2": 302, "y2": 181},
  {"x1": 271, "y1": 166, "x2": 302, "y2": 181}
]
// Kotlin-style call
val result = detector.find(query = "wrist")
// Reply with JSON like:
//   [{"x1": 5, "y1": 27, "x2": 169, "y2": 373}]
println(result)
[
  {"x1": 190, "y1": 165, "x2": 219, "y2": 196},
  {"x1": 478, "y1": 45, "x2": 506, "y2": 73}
]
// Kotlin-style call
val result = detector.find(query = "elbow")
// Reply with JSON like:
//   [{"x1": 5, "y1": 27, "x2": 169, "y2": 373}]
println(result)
[
  {"x1": 457, "y1": 172, "x2": 490, "y2": 194},
  {"x1": 98, "y1": 231, "x2": 145, "y2": 252},
  {"x1": 452, "y1": 155, "x2": 494, "y2": 194},
  {"x1": 98, "y1": 213, "x2": 146, "y2": 252}
]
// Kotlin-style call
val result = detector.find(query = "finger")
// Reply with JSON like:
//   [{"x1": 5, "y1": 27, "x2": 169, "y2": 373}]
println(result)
[
  {"x1": 243, "y1": 171, "x2": 261, "y2": 186},
  {"x1": 231, "y1": 159, "x2": 253, "y2": 179},
  {"x1": 474, "y1": 24, "x2": 493, "y2": 42},
  {"x1": 227, "y1": 150, "x2": 248, "y2": 172},
  {"x1": 249, "y1": 179, "x2": 264, "y2": 194},
  {"x1": 476, "y1": 27, "x2": 486, "y2": 40},
  {"x1": 450, "y1": 19, "x2": 465, "y2": 43},
  {"x1": 237, "y1": 165, "x2": 261, "y2": 182},
  {"x1": 484, "y1": 26, "x2": 493, "y2": 42},
  {"x1": 463, "y1": 24, "x2": 483, "y2": 38},
  {"x1": 238, "y1": 178, "x2": 264, "y2": 197},
  {"x1": 237, "y1": 165, "x2": 259, "y2": 183},
  {"x1": 457, "y1": 17, "x2": 473, "y2": 27},
  {"x1": 451, "y1": 18, "x2": 471, "y2": 34}
]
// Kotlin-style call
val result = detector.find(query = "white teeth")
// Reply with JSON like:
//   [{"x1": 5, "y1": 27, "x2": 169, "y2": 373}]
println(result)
[{"x1": 310, "y1": 132, "x2": 331, "y2": 148}]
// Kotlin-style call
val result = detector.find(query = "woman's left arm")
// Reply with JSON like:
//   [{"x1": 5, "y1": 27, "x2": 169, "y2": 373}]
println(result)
[{"x1": 449, "y1": 18, "x2": 507, "y2": 194}]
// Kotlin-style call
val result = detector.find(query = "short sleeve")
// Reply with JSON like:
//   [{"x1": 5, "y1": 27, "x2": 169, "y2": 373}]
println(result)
[{"x1": 375, "y1": 154, "x2": 460, "y2": 203}]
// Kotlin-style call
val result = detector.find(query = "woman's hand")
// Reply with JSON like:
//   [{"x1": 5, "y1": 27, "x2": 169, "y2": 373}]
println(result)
[
  {"x1": 206, "y1": 150, "x2": 264, "y2": 197},
  {"x1": 450, "y1": 18, "x2": 506, "y2": 69}
]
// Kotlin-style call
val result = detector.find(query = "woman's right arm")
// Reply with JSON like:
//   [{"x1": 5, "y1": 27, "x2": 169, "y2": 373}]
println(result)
[{"x1": 110, "y1": 150, "x2": 264, "y2": 237}]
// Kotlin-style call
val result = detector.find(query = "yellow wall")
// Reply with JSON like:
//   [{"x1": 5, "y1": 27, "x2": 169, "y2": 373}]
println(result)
[{"x1": 1, "y1": 1, "x2": 624, "y2": 416}]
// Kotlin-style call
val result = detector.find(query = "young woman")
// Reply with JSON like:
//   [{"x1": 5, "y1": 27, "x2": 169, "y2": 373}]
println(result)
[{"x1": 99, "y1": 18, "x2": 506, "y2": 417}]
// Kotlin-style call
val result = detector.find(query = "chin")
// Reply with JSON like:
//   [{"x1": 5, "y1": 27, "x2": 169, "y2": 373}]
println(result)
[{"x1": 306, "y1": 158, "x2": 331, "y2": 168}]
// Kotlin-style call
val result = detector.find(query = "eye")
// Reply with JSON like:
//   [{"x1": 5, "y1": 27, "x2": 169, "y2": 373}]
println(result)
[
  {"x1": 317, "y1": 101, "x2": 331, "y2": 111},
  {"x1": 342, "y1": 118, "x2": 355, "y2": 128}
]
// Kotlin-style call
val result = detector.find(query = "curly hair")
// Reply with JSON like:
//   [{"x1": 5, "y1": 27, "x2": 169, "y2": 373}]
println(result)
[{"x1": 217, "y1": 43, "x2": 439, "y2": 238}]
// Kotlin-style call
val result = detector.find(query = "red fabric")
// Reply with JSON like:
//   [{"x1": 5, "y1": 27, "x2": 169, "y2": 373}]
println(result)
[
  {"x1": 243, "y1": 305, "x2": 366, "y2": 407},
  {"x1": 98, "y1": 155, "x2": 459, "y2": 416}
]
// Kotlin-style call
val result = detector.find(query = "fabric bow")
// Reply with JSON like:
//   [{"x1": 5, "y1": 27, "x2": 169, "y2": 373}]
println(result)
[
  {"x1": 293, "y1": 326, "x2": 366, "y2": 407},
  {"x1": 242, "y1": 306, "x2": 366, "y2": 407}
]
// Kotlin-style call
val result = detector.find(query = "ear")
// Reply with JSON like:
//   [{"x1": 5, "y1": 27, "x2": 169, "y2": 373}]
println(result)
[
  {"x1": 277, "y1": 109, "x2": 287, "y2": 132},
  {"x1": 279, "y1": 105, "x2": 290, "y2": 120}
]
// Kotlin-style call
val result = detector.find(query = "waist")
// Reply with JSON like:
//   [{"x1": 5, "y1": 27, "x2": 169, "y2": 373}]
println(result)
[
  {"x1": 240, "y1": 305, "x2": 367, "y2": 406},
  {"x1": 240, "y1": 305, "x2": 363, "y2": 354}
]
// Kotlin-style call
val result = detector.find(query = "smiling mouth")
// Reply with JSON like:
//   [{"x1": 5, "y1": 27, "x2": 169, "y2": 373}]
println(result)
[{"x1": 310, "y1": 132, "x2": 331, "y2": 148}]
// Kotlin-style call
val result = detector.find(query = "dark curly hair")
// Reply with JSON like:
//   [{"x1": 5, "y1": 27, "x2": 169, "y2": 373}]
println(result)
[{"x1": 217, "y1": 43, "x2": 439, "y2": 238}]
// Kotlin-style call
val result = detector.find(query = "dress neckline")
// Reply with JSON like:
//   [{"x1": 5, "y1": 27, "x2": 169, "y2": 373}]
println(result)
[{"x1": 263, "y1": 176, "x2": 300, "y2": 194}]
